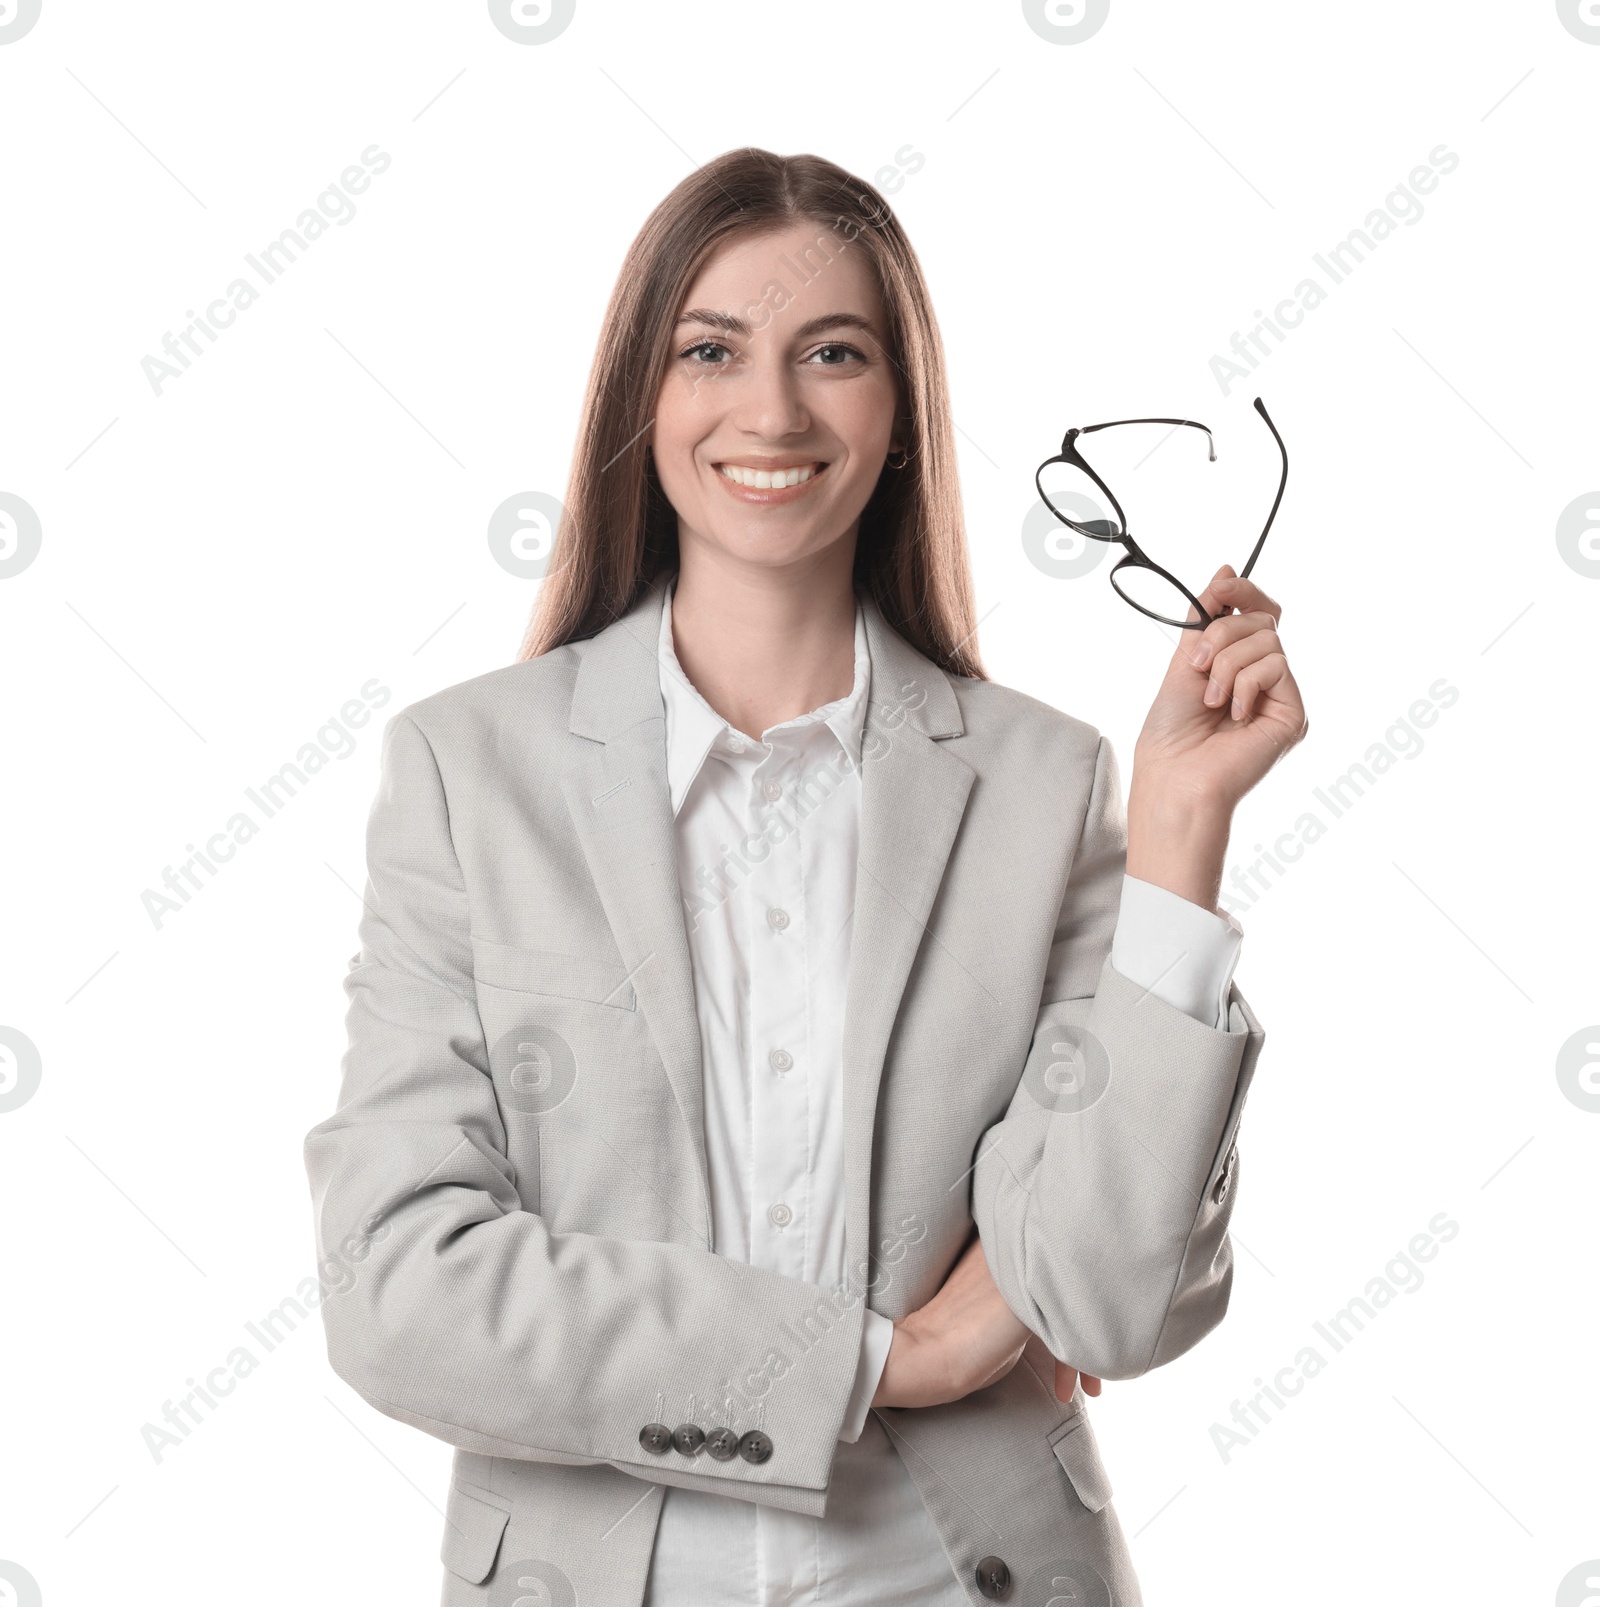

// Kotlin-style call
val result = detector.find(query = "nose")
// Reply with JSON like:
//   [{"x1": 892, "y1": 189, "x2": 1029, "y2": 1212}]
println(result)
[{"x1": 731, "y1": 335, "x2": 810, "y2": 441}]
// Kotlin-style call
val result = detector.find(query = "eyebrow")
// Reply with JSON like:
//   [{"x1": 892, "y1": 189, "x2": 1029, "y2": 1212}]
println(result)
[{"x1": 675, "y1": 308, "x2": 880, "y2": 341}]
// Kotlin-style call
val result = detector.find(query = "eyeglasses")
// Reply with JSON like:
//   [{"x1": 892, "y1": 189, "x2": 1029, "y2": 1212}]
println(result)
[{"x1": 1034, "y1": 395, "x2": 1288, "y2": 630}]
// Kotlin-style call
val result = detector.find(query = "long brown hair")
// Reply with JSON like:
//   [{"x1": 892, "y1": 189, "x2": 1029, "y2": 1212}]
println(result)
[{"x1": 518, "y1": 147, "x2": 985, "y2": 680}]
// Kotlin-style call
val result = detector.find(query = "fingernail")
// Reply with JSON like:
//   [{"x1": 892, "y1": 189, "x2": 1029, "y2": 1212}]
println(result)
[
  {"x1": 1205, "y1": 678, "x2": 1223, "y2": 706},
  {"x1": 1231, "y1": 698, "x2": 1245, "y2": 720},
  {"x1": 1190, "y1": 641, "x2": 1213, "y2": 670}
]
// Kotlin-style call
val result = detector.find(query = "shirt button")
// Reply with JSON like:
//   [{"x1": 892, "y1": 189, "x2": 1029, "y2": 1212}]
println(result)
[
  {"x1": 761, "y1": 779, "x2": 782, "y2": 802},
  {"x1": 767, "y1": 1202, "x2": 793, "y2": 1228},
  {"x1": 766, "y1": 907, "x2": 790, "y2": 931},
  {"x1": 768, "y1": 1047, "x2": 794, "y2": 1073},
  {"x1": 727, "y1": 734, "x2": 747, "y2": 753}
]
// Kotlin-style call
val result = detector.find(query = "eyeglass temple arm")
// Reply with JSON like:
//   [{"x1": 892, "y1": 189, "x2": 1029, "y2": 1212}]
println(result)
[
  {"x1": 1071, "y1": 416, "x2": 1217, "y2": 461},
  {"x1": 1053, "y1": 417, "x2": 1214, "y2": 538},
  {"x1": 1238, "y1": 397, "x2": 1289, "y2": 581}
]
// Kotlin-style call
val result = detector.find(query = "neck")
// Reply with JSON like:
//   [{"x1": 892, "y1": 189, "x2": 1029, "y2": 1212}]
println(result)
[{"x1": 668, "y1": 537, "x2": 859, "y2": 743}]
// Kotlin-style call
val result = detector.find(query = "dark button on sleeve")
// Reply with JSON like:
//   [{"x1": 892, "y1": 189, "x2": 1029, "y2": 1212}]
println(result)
[
  {"x1": 1212, "y1": 1142, "x2": 1238, "y2": 1204},
  {"x1": 672, "y1": 1423, "x2": 706, "y2": 1456},
  {"x1": 737, "y1": 1429, "x2": 773, "y2": 1464},
  {"x1": 640, "y1": 1422, "x2": 672, "y2": 1455},
  {"x1": 704, "y1": 1426, "x2": 739, "y2": 1461}
]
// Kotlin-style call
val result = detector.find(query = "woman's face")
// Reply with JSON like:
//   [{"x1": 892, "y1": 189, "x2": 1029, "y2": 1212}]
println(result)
[{"x1": 651, "y1": 220, "x2": 902, "y2": 576}]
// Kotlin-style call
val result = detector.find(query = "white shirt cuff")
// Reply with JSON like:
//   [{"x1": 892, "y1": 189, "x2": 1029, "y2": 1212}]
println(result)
[
  {"x1": 839, "y1": 1308, "x2": 896, "y2": 1442},
  {"x1": 1110, "y1": 873, "x2": 1243, "y2": 1031}
]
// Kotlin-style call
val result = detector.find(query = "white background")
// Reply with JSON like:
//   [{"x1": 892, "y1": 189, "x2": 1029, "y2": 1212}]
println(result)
[{"x1": 1, "y1": 1, "x2": 1595, "y2": 1603}]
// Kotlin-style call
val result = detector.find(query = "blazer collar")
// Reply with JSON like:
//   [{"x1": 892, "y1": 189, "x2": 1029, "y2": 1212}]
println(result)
[
  {"x1": 656, "y1": 576, "x2": 873, "y2": 817},
  {"x1": 568, "y1": 571, "x2": 965, "y2": 746}
]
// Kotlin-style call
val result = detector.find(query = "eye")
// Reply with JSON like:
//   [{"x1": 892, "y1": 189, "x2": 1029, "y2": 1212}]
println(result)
[
  {"x1": 679, "y1": 339, "x2": 734, "y2": 364},
  {"x1": 807, "y1": 341, "x2": 867, "y2": 366}
]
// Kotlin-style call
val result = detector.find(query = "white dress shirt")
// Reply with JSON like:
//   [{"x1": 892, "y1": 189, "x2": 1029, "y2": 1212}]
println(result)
[{"x1": 643, "y1": 579, "x2": 1242, "y2": 1606}]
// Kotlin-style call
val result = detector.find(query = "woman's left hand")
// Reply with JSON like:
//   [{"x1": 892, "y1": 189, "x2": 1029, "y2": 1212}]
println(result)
[
  {"x1": 1125, "y1": 564, "x2": 1308, "y2": 908},
  {"x1": 1134, "y1": 564, "x2": 1307, "y2": 808}
]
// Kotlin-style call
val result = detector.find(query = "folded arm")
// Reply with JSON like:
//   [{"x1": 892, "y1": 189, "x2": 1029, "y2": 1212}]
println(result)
[{"x1": 972, "y1": 732, "x2": 1266, "y2": 1382}]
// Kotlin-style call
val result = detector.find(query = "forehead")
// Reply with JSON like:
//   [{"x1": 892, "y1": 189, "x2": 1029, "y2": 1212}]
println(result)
[{"x1": 679, "y1": 220, "x2": 884, "y2": 323}]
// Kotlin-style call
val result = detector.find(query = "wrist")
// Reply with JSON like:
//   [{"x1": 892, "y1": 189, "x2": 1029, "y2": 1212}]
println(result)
[
  {"x1": 1125, "y1": 789, "x2": 1232, "y2": 912},
  {"x1": 873, "y1": 1317, "x2": 916, "y2": 1408}
]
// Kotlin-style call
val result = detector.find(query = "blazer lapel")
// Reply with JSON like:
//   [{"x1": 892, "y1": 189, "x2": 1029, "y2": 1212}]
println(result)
[
  {"x1": 842, "y1": 600, "x2": 974, "y2": 1284},
  {"x1": 560, "y1": 574, "x2": 713, "y2": 1244}
]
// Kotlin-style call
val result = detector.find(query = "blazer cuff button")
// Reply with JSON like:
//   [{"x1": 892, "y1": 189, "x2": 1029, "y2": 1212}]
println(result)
[
  {"x1": 737, "y1": 1430, "x2": 773, "y2": 1464},
  {"x1": 671, "y1": 1423, "x2": 706, "y2": 1456},
  {"x1": 704, "y1": 1427, "x2": 739, "y2": 1461},
  {"x1": 1212, "y1": 1142, "x2": 1238, "y2": 1204},
  {"x1": 640, "y1": 1422, "x2": 672, "y2": 1455}
]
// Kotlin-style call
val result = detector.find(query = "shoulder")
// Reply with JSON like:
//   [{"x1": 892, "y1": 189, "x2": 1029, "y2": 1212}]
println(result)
[
  {"x1": 380, "y1": 640, "x2": 593, "y2": 762},
  {"x1": 946, "y1": 672, "x2": 1107, "y2": 770},
  {"x1": 866, "y1": 598, "x2": 1104, "y2": 768}
]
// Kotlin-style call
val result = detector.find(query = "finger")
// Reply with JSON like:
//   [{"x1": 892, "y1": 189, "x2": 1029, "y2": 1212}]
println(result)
[
  {"x1": 1186, "y1": 609, "x2": 1278, "y2": 673},
  {"x1": 1202, "y1": 630, "x2": 1285, "y2": 712},
  {"x1": 1054, "y1": 1360, "x2": 1079, "y2": 1402},
  {"x1": 1081, "y1": 1374, "x2": 1103, "y2": 1397},
  {"x1": 1211, "y1": 569, "x2": 1281, "y2": 624},
  {"x1": 1186, "y1": 566, "x2": 1241, "y2": 629},
  {"x1": 1227, "y1": 651, "x2": 1291, "y2": 722},
  {"x1": 1232, "y1": 652, "x2": 1301, "y2": 725}
]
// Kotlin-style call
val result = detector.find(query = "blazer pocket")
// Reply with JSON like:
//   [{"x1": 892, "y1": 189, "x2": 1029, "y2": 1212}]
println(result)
[
  {"x1": 440, "y1": 1479, "x2": 511, "y2": 1584},
  {"x1": 470, "y1": 935, "x2": 636, "y2": 1011},
  {"x1": 1049, "y1": 1408, "x2": 1114, "y2": 1513}
]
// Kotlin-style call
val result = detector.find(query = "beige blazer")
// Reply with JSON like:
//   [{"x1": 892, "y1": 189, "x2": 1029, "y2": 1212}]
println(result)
[{"x1": 303, "y1": 571, "x2": 1266, "y2": 1606}]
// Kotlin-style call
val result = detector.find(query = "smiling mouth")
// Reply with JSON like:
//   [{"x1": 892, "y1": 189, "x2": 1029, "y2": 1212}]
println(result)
[{"x1": 717, "y1": 462, "x2": 825, "y2": 489}]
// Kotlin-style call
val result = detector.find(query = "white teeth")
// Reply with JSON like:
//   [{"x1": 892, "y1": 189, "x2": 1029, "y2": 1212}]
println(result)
[{"x1": 719, "y1": 463, "x2": 818, "y2": 489}]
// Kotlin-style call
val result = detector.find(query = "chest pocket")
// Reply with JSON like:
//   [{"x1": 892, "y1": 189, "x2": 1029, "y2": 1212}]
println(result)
[{"x1": 470, "y1": 935, "x2": 637, "y2": 1011}]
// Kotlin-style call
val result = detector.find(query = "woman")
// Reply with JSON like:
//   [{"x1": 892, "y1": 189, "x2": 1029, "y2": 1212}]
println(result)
[{"x1": 304, "y1": 148, "x2": 1304, "y2": 1607}]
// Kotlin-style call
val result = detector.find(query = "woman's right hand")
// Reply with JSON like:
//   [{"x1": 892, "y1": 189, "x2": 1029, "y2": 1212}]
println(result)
[{"x1": 871, "y1": 1234, "x2": 1102, "y2": 1409}]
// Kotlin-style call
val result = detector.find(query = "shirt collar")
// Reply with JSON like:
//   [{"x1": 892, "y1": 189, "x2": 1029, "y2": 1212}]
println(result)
[{"x1": 657, "y1": 577, "x2": 871, "y2": 817}]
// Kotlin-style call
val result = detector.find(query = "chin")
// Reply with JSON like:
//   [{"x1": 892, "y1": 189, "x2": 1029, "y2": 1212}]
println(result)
[{"x1": 707, "y1": 524, "x2": 847, "y2": 568}]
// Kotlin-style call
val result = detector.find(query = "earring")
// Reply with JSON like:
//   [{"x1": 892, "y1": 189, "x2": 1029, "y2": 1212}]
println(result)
[{"x1": 885, "y1": 445, "x2": 909, "y2": 470}]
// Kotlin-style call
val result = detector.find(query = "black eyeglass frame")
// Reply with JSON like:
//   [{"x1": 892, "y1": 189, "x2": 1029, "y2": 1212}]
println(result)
[{"x1": 1033, "y1": 395, "x2": 1288, "y2": 630}]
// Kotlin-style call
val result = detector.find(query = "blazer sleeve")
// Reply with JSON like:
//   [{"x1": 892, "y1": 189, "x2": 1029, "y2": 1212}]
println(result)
[
  {"x1": 971, "y1": 732, "x2": 1267, "y2": 1381},
  {"x1": 302, "y1": 713, "x2": 863, "y2": 1517}
]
